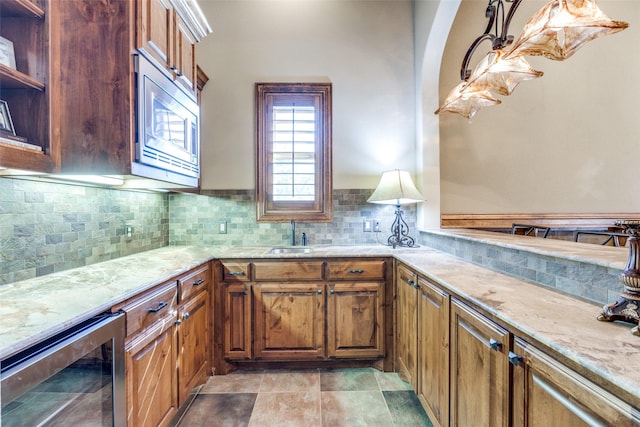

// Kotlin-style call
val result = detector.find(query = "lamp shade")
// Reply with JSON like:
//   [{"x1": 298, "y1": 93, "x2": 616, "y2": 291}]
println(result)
[{"x1": 367, "y1": 169, "x2": 424, "y2": 205}]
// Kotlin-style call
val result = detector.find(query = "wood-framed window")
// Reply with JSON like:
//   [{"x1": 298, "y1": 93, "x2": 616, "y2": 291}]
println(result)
[{"x1": 256, "y1": 82, "x2": 332, "y2": 222}]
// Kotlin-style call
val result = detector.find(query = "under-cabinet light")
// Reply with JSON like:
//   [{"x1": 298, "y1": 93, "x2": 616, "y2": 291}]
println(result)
[{"x1": 48, "y1": 175, "x2": 125, "y2": 186}]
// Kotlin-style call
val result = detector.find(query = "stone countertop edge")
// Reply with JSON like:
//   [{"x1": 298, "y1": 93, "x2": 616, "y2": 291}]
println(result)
[
  {"x1": 397, "y1": 251, "x2": 639, "y2": 410},
  {"x1": 424, "y1": 228, "x2": 629, "y2": 270},
  {"x1": 1, "y1": 243, "x2": 638, "y2": 410}
]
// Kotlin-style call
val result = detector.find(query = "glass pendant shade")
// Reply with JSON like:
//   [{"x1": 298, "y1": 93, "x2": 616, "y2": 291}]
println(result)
[
  {"x1": 465, "y1": 50, "x2": 543, "y2": 96},
  {"x1": 435, "y1": 81, "x2": 501, "y2": 120},
  {"x1": 506, "y1": 0, "x2": 629, "y2": 61}
]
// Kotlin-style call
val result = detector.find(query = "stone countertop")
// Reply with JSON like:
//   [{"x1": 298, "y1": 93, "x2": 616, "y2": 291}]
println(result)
[
  {"x1": 426, "y1": 228, "x2": 629, "y2": 269},
  {"x1": 397, "y1": 250, "x2": 640, "y2": 410},
  {"x1": 0, "y1": 244, "x2": 413, "y2": 360},
  {"x1": 1, "y1": 242, "x2": 638, "y2": 409}
]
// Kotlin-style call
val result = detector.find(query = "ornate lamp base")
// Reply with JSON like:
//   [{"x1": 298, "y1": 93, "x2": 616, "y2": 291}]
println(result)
[
  {"x1": 598, "y1": 220, "x2": 640, "y2": 336},
  {"x1": 386, "y1": 205, "x2": 417, "y2": 248}
]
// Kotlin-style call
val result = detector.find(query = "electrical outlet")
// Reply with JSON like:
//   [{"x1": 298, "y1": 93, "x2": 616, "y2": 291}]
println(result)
[
  {"x1": 373, "y1": 220, "x2": 382, "y2": 232},
  {"x1": 363, "y1": 218, "x2": 372, "y2": 232},
  {"x1": 218, "y1": 220, "x2": 227, "y2": 234}
]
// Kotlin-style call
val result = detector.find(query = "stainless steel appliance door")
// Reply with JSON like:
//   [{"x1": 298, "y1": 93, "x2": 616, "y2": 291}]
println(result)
[
  {"x1": 136, "y1": 55, "x2": 200, "y2": 179},
  {"x1": 1, "y1": 312, "x2": 125, "y2": 426}
]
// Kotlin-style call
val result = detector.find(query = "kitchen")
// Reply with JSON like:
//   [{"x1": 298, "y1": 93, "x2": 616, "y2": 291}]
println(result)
[{"x1": 1, "y1": 0, "x2": 640, "y2": 426}]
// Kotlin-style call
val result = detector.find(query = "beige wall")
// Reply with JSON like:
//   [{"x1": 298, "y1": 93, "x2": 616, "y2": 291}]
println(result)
[
  {"x1": 438, "y1": 0, "x2": 640, "y2": 215},
  {"x1": 197, "y1": 0, "x2": 415, "y2": 190}
]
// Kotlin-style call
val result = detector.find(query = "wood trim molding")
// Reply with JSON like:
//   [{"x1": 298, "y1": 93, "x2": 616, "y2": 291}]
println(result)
[{"x1": 440, "y1": 213, "x2": 640, "y2": 230}]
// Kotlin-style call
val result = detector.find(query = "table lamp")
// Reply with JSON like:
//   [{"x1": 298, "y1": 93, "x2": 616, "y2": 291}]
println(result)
[{"x1": 367, "y1": 169, "x2": 424, "y2": 248}]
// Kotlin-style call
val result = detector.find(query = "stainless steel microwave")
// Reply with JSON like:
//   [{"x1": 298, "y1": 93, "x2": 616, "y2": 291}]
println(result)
[{"x1": 134, "y1": 55, "x2": 200, "y2": 186}]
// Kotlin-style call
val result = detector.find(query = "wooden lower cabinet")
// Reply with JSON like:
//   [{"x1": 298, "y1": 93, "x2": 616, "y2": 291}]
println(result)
[
  {"x1": 253, "y1": 283, "x2": 325, "y2": 360},
  {"x1": 512, "y1": 338, "x2": 640, "y2": 426},
  {"x1": 417, "y1": 277, "x2": 449, "y2": 427},
  {"x1": 396, "y1": 264, "x2": 418, "y2": 387},
  {"x1": 177, "y1": 289, "x2": 210, "y2": 406},
  {"x1": 125, "y1": 314, "x2": 178, "y2": 427},
  {"x1": 327, "y1": 281, "x2": 385, "y2": 358},
  {"x1": 450, "y1": 298, "x2": 510, "y2": 427},
  {"x1": 216, "y1": 258, "x2": 389, "y2": 370}
]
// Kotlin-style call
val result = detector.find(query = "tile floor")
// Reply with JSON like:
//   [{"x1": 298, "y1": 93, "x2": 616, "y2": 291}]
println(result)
[{"x1": 170, "y1": 368, "x2": 433, "y2": 427}]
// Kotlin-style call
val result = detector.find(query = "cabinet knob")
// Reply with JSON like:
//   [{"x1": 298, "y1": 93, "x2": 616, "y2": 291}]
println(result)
[
  {"x1": 243, "y1": 289, "x2": 249, "y2": 295},
  {"x1": 317, "y1": 289, "x2": 323, "y2": 295},
  {"x1": 509, "y1": 351, "x2": 523, "y2": 366},
  {"x1": 407, "y1": 279, "x2": 416, "y2": 287},
  {"x1": 183, "y1": 312, "x2": 190, "y2": 320},
  {"x1": 175, "y1": 319, "x2": 182, "y2": 326},
  {"x1": 329, "y1": 289, "x2": 335, "y2": 294},
  {"x1": 489, "y1": 338, "x2": 503, "y2": 351}
]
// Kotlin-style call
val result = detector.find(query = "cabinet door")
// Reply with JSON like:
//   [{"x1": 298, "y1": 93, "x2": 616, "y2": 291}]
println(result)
[
  {"x1": 125, "y1": 314, "x2": 178, "y2": 427},
  {"x1": 253, "y1": 283, "x2": 325, "y2": 360},
  {"x1": 177, "y1": 290, "x2": 210, "y2": 406},
  {"x1": 327, "y1": 282, "x2": 384, "y2": 359},
  {"x1": 512, "y1": 338, "x2": 640, "y2": 427},
  {"x1": 417, "y1": 278, "x2": 450, "y2": 427},
  {"x1": 137, "y1": 0, "x2": 173, "y2": 71},
  {"x1": 174, "y1": 11, "x2": 197, "y2": 96},
  {"x1": 222, "y1": 283, "x2": 252, "y2": 360},
  {"x1": 450, "y1": 299, "x2": 510, "y2": 427},
  {"x1": 396, "y1": 264, "x2": 418, "y2": 387}
]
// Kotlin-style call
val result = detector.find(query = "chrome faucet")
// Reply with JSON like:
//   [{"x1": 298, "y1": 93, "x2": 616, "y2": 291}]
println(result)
[{"x1": 291, "y1": 219, "x2": 296, "y2": 246}]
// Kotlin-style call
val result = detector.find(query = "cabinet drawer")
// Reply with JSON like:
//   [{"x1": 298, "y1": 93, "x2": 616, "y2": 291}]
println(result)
[
  {"x1": 116, "y1": 282, "x2": 178, "y2": 337},
  {"x1": 253, "y1": 261, "x2": 324, "y2": 281},
  {"x1": 179, "y1": 263, "x2": 210, "y2": 301},
  {"x1": 220, "y1": 262, "x2": 251, "y2": 282},
  {"x1": 327, "y1": 260, "x2": 386, "y2": 280}
]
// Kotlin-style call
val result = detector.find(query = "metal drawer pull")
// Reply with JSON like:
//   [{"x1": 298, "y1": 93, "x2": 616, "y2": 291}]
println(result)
[
  {"x1": 509, "y1": 351, "x2": 523, "y2": 366},
  {"x1": 193, "y1": 278, "x2": 205, "y2": 286},
  {"x1": 228, "y1": 271, "x2": 245, "y2": 276},
  {"x1": 348, "y1": 269, "x2": 365, "y2": 274},
  {"x1": 489, "y1": 338, "x2": 503, "y2": 351},
  {"x1": 148, "y1": 301, "x2": 167, "y2": 313}
]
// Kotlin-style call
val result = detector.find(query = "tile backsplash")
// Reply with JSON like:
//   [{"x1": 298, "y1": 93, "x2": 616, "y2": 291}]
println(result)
[
  {"x1": 0, "y1": 178, "x2": 169, "y2": 285},
  {"x1": 169, "y1": 189, "x2": 408, "y2": 247},
  {"x1": 1, "y1": 180, "x2": 409, "y2": 285}
]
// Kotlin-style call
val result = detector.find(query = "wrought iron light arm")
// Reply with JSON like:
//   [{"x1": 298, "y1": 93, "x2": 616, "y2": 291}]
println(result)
[{"x1": 461, "y1": 0, "x2": 523, "y2": 80}]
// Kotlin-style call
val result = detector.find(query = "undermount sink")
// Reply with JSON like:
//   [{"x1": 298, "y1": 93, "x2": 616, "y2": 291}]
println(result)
[{"x1": 267, "y1": 246, "x2": 313, "y2": 254}]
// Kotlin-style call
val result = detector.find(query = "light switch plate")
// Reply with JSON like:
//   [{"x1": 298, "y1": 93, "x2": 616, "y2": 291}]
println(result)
[
  {"x1": 363, "y1": 218, "x2": 372, "y2": 232},
  {"x1": 218, "y1": 220, "x2": 227, "y2": 234}
]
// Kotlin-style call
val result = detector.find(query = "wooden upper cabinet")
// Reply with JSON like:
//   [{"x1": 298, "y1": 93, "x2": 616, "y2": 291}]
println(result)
[
  {"x1": 137, "y1": 0, "x2": 198, "y2": 98},
  {"x1": 137, "y1": 0, "x2": 173, "y2": 71},
  {"x1": 174, "y1": 11, "x2": 197, "y2": 95},
  {"x1": 450, "y1": 298, "x2": 511, "y2": 427},
  {"x1": 1, "y1": 0, "x2": 209, "y2": 176},
  {"x1": 0, "y1": 0, "x2": 54, "y2": 172}
]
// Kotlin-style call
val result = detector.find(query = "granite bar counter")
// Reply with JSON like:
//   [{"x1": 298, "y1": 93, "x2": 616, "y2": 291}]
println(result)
[{"x1": 1, "y1": 240, "x2": 638, "y2": 411}]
